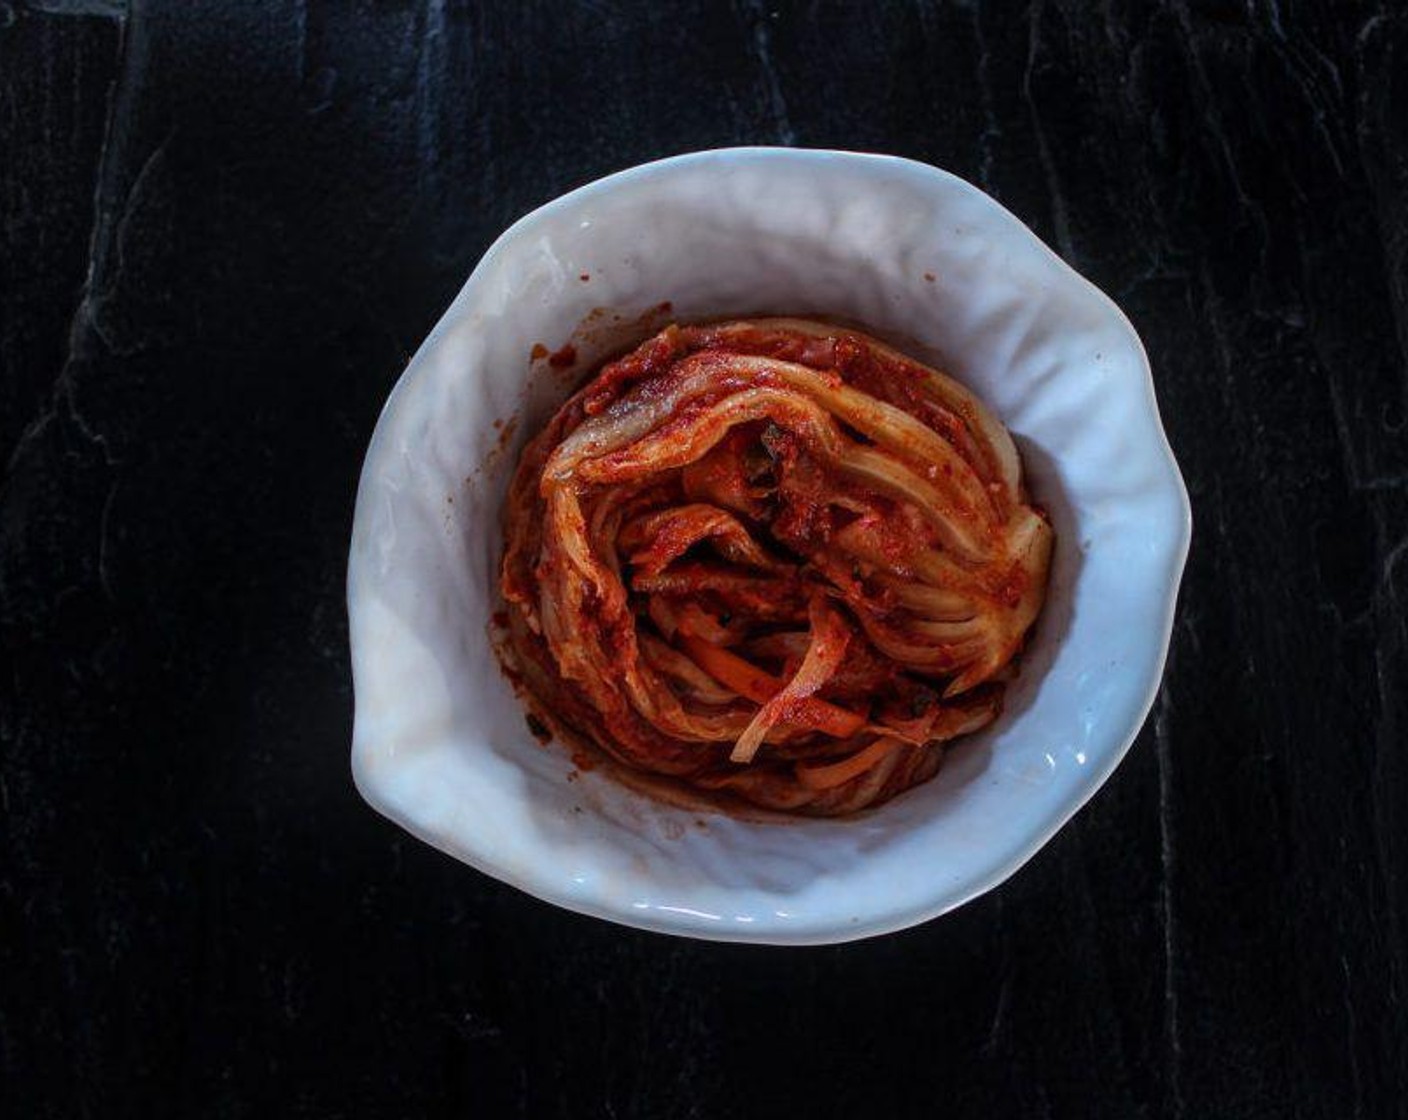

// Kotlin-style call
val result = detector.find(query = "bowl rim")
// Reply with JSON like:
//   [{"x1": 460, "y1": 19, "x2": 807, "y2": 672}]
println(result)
[{"x1": 349, "y1": 146, "x2": 1193, "y2": 944}]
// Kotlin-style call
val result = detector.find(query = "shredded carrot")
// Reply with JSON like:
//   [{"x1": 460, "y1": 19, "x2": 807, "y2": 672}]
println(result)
[
  {"x1": 678, "y1": 636, "x2": 775, "y2": 700},
  {"x1": 795, "y1": 736, "x2": 904, "y2": 790},
  {"x1": 678, "y1": 636, "x2": 864, "y2": 740}
]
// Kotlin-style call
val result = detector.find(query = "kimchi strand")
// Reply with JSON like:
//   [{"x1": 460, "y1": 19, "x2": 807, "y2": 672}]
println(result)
[
  {"x1": 497, "y1": 318, "x2": 1052, "y2": 816},
  {"x1": 796, "y1": 737, "x2": 907, "y2": 791},
  {"x1": 677, "y1": 635, "x2": 866, "y2": 743}
]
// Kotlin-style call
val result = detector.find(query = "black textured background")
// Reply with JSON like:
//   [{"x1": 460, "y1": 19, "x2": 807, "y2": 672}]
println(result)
[{"x1": 3, "y1": 2, "x2": 1406, "y2": 1117}]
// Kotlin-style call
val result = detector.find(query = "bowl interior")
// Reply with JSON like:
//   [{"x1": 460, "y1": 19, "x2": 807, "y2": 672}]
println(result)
[{"x1": 348, "y1": 149, "x2": 1189, "y2": 943}]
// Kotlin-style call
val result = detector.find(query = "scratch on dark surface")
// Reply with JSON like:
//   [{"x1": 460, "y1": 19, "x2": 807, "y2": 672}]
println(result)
[
  {"x1": 24, "y1": 0, "x2": 126, "y2": 18},
  {"x1": 96, "y1": 480, "x2": 117, "y2": 601},
  {"x1": 984, "y1": 968, "x2": 1013, "y2": 1055},
  {"x1": 738, "y1": 0, "x2": 795, "y2": 145},
  {"x1": 964, "y1": 1, "x2": 999, "y2": 189},
  {"x1": 3, "y1": 412, "x2": 56, "y2": 480},
  {"x1": 1357, "y1": 473, "x2": 1408, "y2": 492},
  {"x1": 1154, "y1": 684, "x2": 1183, "y2": 1117},
  {"x1": 1370, "y1": 529, "x2": 1407, "y2": 1045},
  {"x1": 1196, "y1": 257, "x2": 1237, "y2": 416},
  {"x1": 415, "y1": 0, "x2": 446, "y2": 171},
  {"x1": 1168, "y1": 2, "x2": 1256, "y2": 219},
  {"x1": 940, "y1": 1, "x2": 996, "y2": 188},
  {"x1": 61, "y1": 381, "x2": 116, "y2": 465},
  {"x1": 106, "y1": 129, "x2": 173, "y2": 307},
  {"x1": 1259, "y1": 0, "x2": 1350, "y2": 181},
  {"x1": 1355, "y1": 18, "x2": 1408, "y2": 534},
  {"x1": 4, "y1": 0, "x2": 144, "y2": 475},
  {"x1": 1325, "y1": 377, "x2": 1408, "y2": 495},
  {"x1": 1339, "y1": 951, "x2": 1366, "y2": 1120},
  {"x1": 1022, "y1": 0, "x2": 1076, "y2": 263},
  {"x1": 291, "y1": 0, "x2": 307, "y2": 85},
  {"x1": 979, "y1": 891, "x2": 1012, "y2": 1055}
]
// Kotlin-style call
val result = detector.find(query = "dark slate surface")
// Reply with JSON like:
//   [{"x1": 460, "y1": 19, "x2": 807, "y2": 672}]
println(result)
[{"x1": 2, "y1": 2, "x2": 1406, "y2": 1117}]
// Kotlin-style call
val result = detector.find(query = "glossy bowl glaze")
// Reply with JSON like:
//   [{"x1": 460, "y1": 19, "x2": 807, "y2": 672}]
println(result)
[{"x1": 347, "y1": 148, "x2": 1191, "y2": 944}]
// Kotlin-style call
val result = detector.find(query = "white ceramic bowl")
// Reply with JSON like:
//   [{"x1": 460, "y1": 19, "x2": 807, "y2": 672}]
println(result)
[{"x1": 348, "y1": 148, "x2": 1191, "y2": 944}]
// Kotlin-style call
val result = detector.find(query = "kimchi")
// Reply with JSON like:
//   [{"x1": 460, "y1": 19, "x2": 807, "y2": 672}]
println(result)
[{"x1": 498, "y1": 318, "x2": 1053, "y2": 816}]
